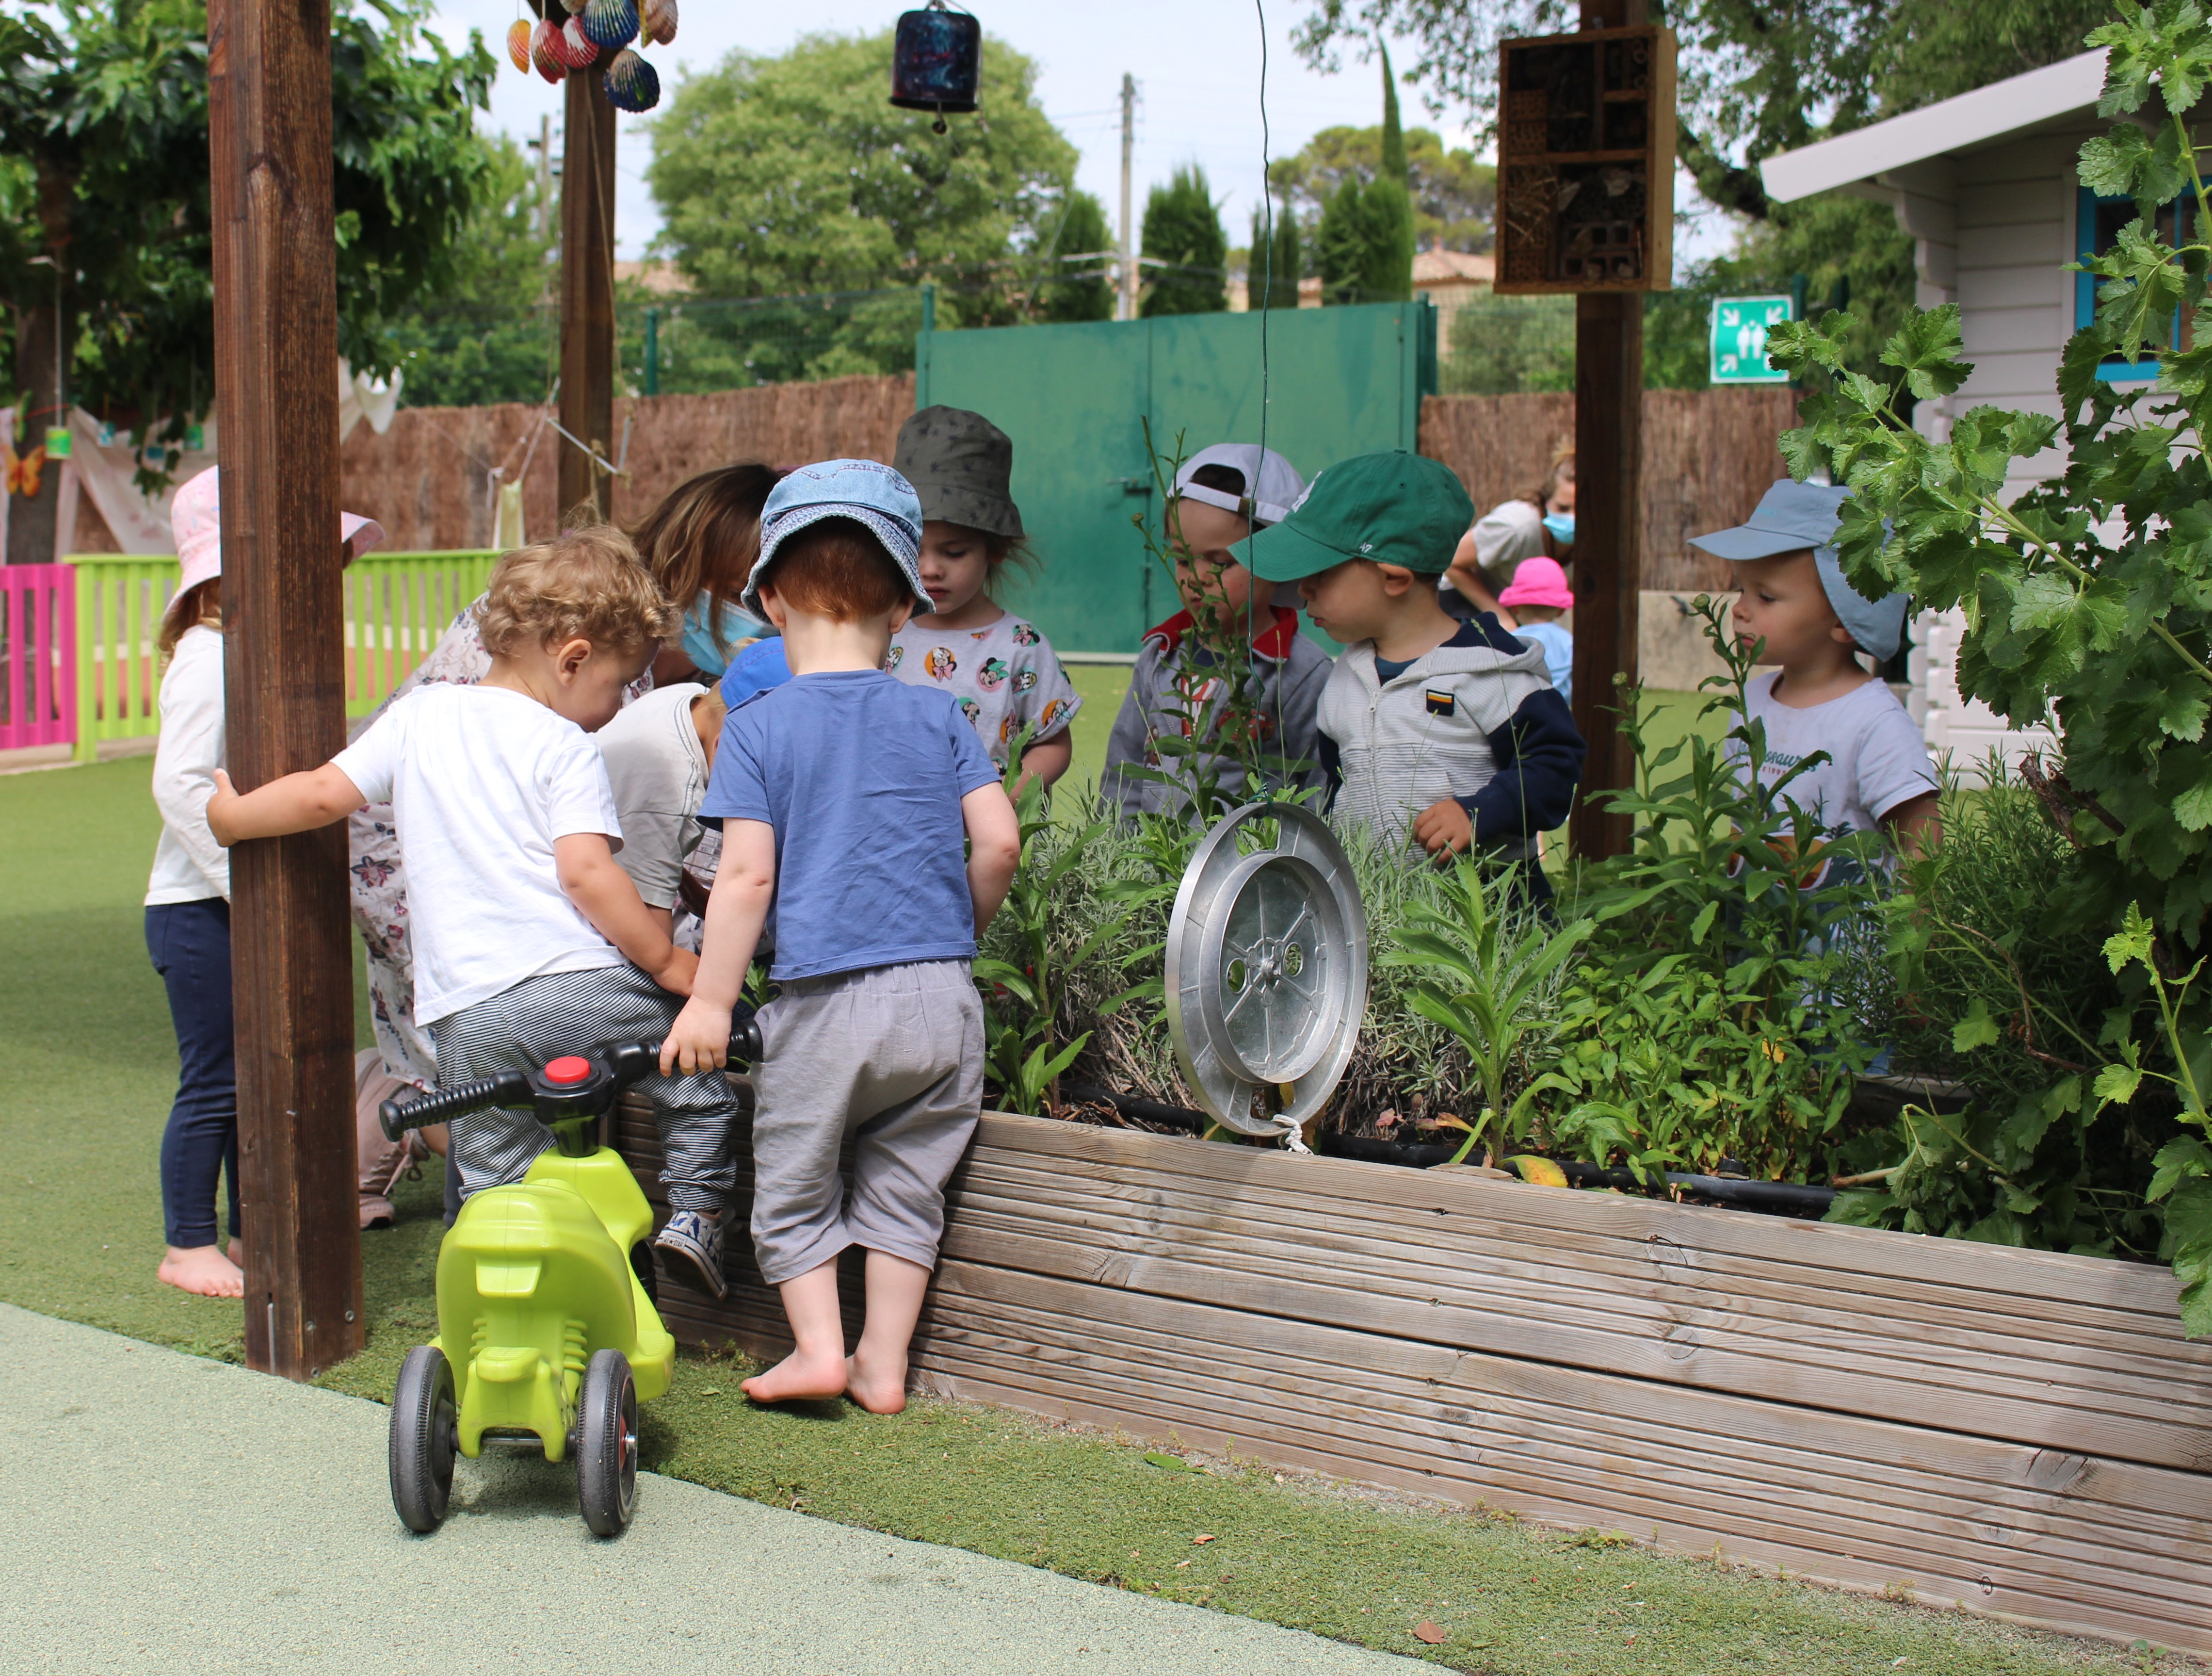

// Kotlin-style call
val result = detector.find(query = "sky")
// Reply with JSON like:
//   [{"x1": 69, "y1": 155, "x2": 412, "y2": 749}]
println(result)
[{"x1": 423, "y1": 1, "x2": 1730, "y2": 273}]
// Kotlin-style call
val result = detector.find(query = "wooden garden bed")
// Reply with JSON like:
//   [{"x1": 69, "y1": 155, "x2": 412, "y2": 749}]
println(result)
[{"x1": 618, "y1": 1094, "x2": 2212, "y2": 1654}]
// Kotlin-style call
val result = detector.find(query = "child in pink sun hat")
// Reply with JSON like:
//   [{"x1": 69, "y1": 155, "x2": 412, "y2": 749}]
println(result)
[
  {"x1": 1498, "y1": 555, "x2": 1574, "y2": 703},
  {"x1": 146, "y1": 467, "x2": 383, "y2": 1299}
]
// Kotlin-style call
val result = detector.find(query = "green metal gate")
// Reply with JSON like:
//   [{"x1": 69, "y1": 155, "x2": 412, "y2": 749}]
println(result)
[{"x1": 915, "y1": 301, "x2": 1437, "y2": 656}]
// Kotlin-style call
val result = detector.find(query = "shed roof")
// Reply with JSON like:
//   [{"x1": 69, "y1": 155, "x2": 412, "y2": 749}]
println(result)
[{"x1": 1760, "y1": 49, "x2": 2107, "y2": 204}]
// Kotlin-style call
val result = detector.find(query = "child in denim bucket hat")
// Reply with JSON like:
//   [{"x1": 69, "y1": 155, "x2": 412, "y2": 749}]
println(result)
[
  {"x1": 664, "y1": 459, "x2": 1023, "y2": 1412},
  {"x1": 1688, "y1": 478, "x2": 1939, "y2": 863}
]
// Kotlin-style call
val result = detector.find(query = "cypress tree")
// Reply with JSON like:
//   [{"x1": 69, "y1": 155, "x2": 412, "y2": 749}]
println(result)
[
  {"x1": 1315, "y1": 178, "x2": 1376, "y2": 305},
  {"x1": 1248, "y1": 199, "x2": 1300, "y2": 310},
  {"x1": 1038, "y1": 190, "x2": 1115, "y2": 322},
  {"x1": 1370, "y1": 43, "x2": 1416, "y2": 300},
  {"x1": 1140, "y1": 165, "x2": 1228, "y2": 316}
]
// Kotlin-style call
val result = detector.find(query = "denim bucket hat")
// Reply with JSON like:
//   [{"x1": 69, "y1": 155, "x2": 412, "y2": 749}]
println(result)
[
  {"x1": 1687, "y1": 478, "x2": 1909, "y2": 662},
  {"x1": 740, "y1": 458, "x2": 931, "y2": 618}
]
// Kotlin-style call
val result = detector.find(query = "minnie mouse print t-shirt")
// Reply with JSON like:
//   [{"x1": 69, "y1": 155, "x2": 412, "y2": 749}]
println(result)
[{"x1": 885, "y1": 609, "x2": 1083, "y2": 768}]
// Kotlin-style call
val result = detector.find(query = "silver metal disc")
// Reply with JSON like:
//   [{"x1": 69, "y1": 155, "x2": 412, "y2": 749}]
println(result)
[{"x1": 1164, "y1": 802, "x2": 1368, "y2": 1137}]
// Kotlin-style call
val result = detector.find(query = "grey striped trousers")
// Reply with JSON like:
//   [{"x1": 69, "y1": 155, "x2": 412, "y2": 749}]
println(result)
[{"x1": 430, "y1": 964, "x2": 739, "y2": 1212}]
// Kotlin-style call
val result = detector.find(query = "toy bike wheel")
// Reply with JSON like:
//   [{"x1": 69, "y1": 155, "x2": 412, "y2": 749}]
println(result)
[
  {"x1": 390, "y1": 1345, "x2": 457, "y2": 1533},
  {"x1": 577, "y1": 1349, "x2": 638, "y2": 1537}
]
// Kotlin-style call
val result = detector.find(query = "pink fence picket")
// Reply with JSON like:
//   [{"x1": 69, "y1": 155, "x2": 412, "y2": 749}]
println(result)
[{"x1": 0, "y1": 564, "x2": 75, "y2": 750}]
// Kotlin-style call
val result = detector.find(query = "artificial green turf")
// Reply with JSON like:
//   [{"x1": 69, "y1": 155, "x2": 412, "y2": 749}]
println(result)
[{"x1": 0, "y1": 755, "x2": 2188, "y2": 1676}]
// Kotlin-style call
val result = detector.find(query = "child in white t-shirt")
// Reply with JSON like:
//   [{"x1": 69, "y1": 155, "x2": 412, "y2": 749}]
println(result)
[
  {"x1": 206, "y1": 528, "x2": 745, "y2": 1300},
  {"x1": 1688, "y1": 479, "x2": 1939, "y2": 869},
  {"x1": 885, "y1": 406, "x2": 1081, "y2": 790}
]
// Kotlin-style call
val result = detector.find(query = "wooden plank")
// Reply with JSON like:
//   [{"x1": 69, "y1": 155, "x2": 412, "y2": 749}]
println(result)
[
  {"x1": 1569, "y1": 285, "x2": 1642, "y2": 861},
  {"x1": 558, "y1": 57, "x2": 617, "y2": 521},
  {"x1": 208, "y1": 0, "x2": 364, "y2": 1378}
]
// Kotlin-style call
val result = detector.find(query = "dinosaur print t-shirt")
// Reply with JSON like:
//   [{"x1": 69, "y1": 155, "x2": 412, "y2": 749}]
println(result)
[{"x1": 884, "y1": 609, "x2": 1082, "y2": 768}]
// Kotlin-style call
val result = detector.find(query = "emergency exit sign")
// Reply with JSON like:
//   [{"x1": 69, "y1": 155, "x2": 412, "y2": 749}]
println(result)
[{"x1": 1710, "y1": 295, "x2": 1792, "y2": 384}]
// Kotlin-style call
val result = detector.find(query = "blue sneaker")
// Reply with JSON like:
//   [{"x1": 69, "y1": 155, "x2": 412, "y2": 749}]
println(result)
[{"x1": 653, "y1": 1210, "x2": 727, "y2": 1301}]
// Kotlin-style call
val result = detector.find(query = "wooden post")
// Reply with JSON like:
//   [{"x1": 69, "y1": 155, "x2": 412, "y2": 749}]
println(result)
[
  {"x1": 1566, "y1": 0, "x2": 1647, "y2": 862},
  {"x1": 207, "y1": 0, "x2": 364, "y2": 1379},
  {"x1": 560, "y1": 63, "x2": 617, "y2": 522}
]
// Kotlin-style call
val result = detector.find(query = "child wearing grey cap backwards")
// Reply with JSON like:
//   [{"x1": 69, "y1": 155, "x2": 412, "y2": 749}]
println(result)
[
  {"x1": 662, "y1": 458, "x2": 1023, "y2": 1414},
  {"x1": 1688, "y1": 479, "x2": 1940, "y2": 868}
]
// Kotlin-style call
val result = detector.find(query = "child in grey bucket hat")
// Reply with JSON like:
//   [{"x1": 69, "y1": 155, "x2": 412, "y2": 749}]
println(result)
[
  {"x1": 1688, "y1": 479, "x2": 1940, "y2": 861},
  {"x1": 887, "y1": 407, "x2": 1083, "y2": 788}
]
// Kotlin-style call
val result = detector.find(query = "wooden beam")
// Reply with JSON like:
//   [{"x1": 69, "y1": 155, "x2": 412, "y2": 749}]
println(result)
[
  {"x1": 1566, "y1": 0, "x2": 1649, "y2": 861},
  {"x1": 559, "y1": 65, "x2": 617, "y2": 522},
  {"x1": 207, "y1": 0, "x2": 364, "y2": 1379}
]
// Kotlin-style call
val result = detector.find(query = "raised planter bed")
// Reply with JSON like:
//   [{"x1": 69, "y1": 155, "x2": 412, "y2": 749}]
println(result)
[{"x1": 619, "y1": 1094, "x2": 2212, "y2": 1654}]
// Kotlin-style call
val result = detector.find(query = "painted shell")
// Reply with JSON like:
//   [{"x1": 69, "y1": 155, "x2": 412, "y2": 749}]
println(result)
[
  {"x1": 601, "y1": 47, "x2": 661, "y2": 112},
  {"x1": 578, "y1": 0, "x2": 639, "y2": 51},
  {"x1": 559, "y1": 16, "x2": 599, "y2": 68},
  {"x1": 530, "y1": 18, "x2": 567, "y2": 82},
  {"x1": 505, "y1": 18, "x2": 532, "y2": 72},
  {"x1": 639, "y1": 0, "x2": 677, "y2": 46},
  {"x1": 560, "y1": 0, "x2": 586, "y2": 11}
]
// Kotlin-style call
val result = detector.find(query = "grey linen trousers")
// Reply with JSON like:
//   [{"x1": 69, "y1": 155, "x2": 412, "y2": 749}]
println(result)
[
  {"x1": 748, "y1": 959, "x2": 984, "y2": 1286},
  {"x1": 431, "y1": 964, "x2": 740, "y2": 1212}
]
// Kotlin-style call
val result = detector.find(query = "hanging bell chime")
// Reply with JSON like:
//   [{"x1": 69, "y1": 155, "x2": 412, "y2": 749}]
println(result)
[{"x1": 890, "y1": 1, "x2": 981, "y2": 134}]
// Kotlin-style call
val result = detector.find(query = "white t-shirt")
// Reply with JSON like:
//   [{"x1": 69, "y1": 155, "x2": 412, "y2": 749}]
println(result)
[
  {"x1": 1727, "y1": 671, "x2": 1938, "y2": 838},
  {"x1": 885, "y1": 610, "x2": 1082, "y2": 767},
  {"x1": 595, "y1": 682, "x2": 708, "y2": 912},
  {"x1": 332, "y1": 683, "x2": 626, "y2": 1027},
  {"x1": 146, "y1": 625, "x2": 230, "y2": 905}
]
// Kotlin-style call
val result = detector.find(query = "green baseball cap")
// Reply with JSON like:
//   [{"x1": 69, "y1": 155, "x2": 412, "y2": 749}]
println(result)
[{"x1": 1243, "y1": 450, "x2": 1474, "y2": 582}]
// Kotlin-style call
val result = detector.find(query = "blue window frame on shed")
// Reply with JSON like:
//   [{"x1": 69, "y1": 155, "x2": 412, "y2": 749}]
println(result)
[{"x1": 2076, "y1": 186, "x2": 2182, "y2": 381}]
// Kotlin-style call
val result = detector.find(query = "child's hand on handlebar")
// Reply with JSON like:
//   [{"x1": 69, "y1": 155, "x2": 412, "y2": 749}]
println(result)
[{"x1": 661, "y1": 994, "x2": 733, "y2": 1076}]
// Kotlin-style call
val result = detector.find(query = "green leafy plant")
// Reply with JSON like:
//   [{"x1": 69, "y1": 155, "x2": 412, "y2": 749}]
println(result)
[{"x1": 1382, "y1": 855, "x2": 1585, "y2": 1163}]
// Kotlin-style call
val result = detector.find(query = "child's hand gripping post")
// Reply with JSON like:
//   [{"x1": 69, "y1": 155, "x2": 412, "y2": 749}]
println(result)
[{"x1": 205, "y1": 765, "x2": 368, "y2": 846}]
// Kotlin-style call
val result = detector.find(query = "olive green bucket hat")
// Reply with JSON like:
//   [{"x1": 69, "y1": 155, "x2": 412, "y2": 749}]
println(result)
[{"x1": 892, "y1": 405, "x2": 1025, "y2": 540}]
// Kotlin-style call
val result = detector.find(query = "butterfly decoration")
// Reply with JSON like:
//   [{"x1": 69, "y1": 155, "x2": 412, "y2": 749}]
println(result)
[{"x1": 4, "y1": 443, "x2": 44, "y2": 500}]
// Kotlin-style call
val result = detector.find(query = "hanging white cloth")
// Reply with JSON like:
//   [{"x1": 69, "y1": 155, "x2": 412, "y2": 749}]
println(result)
[
  {"x1": 338, "y1": 358, "x2": 403, "y2": 445},
  {"x1": 64, "y1": 407, "x2": 220, "y2": 554}
]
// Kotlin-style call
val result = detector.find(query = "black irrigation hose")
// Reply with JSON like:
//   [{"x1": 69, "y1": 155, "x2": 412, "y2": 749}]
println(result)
[
  {"x1": 1058, "y1": 1082, "x2": 1208, "y2": 1134},
  {"x1": 1547, "y1": 1159, "x2": 1836, "y2": 1213}
]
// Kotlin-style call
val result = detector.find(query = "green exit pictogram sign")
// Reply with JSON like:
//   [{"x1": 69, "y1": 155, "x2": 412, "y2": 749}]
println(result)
[{"x1": 1710, "y1": 295, "x2": 1793, "y2": 384}]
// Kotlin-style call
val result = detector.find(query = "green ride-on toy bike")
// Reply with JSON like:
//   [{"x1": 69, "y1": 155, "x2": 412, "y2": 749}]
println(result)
[{"x1": 376, "y1": 1010, "x2": 761, "y2": 1538}]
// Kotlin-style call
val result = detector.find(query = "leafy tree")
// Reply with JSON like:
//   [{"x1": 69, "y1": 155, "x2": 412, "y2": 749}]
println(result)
[
  {"x1": 1248, "y1": 200, "x2": 1301, "y2": 310},
  {"x1": 1034, "y1": 189, "x2": 1114, "y2": 323},
  {"x1": 1270, "y1": 123, "x2": 1494, "y2": 252},
  {"x1": 1140, "y1": 165, "x2": 1227, "y2": 316},
  {"x1": 646, "y1": 30, "x2": 1076, "y2": 312},
  {"x1": 0, "y1": 0, "x2": 494, "y2": 552}
]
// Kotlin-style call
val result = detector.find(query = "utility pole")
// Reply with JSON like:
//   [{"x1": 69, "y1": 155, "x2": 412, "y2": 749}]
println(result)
[
  {"x1": 1117, "y1": 73, "x2": 1136, "y2": 323},
  {"x1": 207, "y1": 0, "x2": 364, "y2": 1381},
  {"x1": 558, "y1": 53, "x2": 616, "y2": 521}
]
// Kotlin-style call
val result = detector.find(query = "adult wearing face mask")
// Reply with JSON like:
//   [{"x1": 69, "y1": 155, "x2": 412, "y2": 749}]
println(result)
[{"x1": 1442, "y1": 448, "x2": 1575, "y2": 632}]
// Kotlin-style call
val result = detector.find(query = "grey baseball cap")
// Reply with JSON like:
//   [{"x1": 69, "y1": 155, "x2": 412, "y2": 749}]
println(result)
[
  {"x1": 893, "y1": 406, "x2": 1025, "y2": 540},
  {"x1": 741, "y1": 458, "x2": 932, "y2": 618},
  {"x1": 1688, "y1": 478, "x2": 1909, "y2": 661}
]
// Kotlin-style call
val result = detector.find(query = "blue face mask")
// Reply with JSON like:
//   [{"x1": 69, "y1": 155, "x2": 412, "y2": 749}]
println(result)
[
  {"x1": 680, "y1": 593, "x2": 770, "y2": 678},
  {"x1": 1542, "y1": 512, "x2": 1576, "y2": 546}
]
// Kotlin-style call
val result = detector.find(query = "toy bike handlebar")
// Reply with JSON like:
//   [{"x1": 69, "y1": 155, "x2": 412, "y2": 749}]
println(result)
[{"x1": 379, "y1": 1010, "x2": 765, "y2": 1142}]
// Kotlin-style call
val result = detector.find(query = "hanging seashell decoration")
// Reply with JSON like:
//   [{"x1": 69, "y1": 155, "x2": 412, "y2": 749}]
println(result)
[
  {"x1": 639, "y1": 0, "x2": 678, "y2": 47},
  {"x1": 561, "y1": 0, "x2": 588, "y2": 13},
  {"x1": 530, "y1": 17, "x2": 568, "y2": 81},
  {"x1": 578, "y1": 0, "x2": 640, "y2": 51},
  {"x1": 506, "y1": 18, "x2": 533, "y2": 73},
  {"x1": 560, "y1": 16, "x2": 599, "y2": 68},
  {"x1": 602, "y1": 47, "x2": 661, "y2": 113}
]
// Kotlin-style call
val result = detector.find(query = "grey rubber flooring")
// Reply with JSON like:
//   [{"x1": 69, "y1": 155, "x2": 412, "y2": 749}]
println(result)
[{"x1": 0, "y1": 1304, "x2": 1429, "y2": 1675}]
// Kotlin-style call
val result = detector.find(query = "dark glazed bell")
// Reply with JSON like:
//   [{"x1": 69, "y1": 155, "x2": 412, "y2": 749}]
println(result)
[{"x1": 891, "y1": 3, "x2": 981, "y2": 132}]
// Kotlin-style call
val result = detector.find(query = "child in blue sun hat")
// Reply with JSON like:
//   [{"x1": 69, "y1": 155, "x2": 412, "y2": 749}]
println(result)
[{"x1": 664, "y1": 458, "x2": 1023, "y2": 1414}]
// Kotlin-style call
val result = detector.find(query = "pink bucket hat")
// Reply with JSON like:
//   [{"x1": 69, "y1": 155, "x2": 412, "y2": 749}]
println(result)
[
  {"x1": 1498, "y1": 554, "x2": 1573, "y2": 611},
  {"x1": 165, "y1": 466, "x2": 385, "y2": 625}
]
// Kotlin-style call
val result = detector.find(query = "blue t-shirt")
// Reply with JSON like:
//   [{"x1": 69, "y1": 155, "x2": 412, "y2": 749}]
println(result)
[
  {"x1": 1513, "y1": 620, "x2": 1573, "y2": 704},
  {"x1": 699, "y1": 669, "x2": 1001, "y2": 982},
  {"x1": 720, "y1": 636, "x2": 792, "y2": 707}
]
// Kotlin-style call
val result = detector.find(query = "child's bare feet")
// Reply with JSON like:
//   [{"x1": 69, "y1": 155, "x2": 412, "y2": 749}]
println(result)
[
  {"x1": 843, "y1": 1348, "x2": 908, "y2": 1415},
  {"x1": 159, "y1": 1244, "x2": 244, "y2": 1298},
  {"x1": 741, "y1": 1347, "x2": 849, "y2": 1404}
]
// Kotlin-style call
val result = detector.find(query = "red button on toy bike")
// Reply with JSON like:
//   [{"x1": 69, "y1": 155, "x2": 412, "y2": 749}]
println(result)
[{"x1": 543, "y1": 1055, "x2": 593, "y2": 1086}]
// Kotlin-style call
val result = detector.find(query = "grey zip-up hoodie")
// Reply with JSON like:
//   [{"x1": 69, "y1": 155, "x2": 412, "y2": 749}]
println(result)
[{"x1": 1102, "y1": 606, "x2": 1331, "y2": 820}]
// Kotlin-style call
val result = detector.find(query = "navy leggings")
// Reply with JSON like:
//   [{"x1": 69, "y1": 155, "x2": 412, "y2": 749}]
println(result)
[{"x1": 146, "y1": 899, "x2": 241, "y2": 1249}]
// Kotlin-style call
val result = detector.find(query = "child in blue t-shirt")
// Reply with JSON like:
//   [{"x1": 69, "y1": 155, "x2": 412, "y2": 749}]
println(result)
[{"x1": 663, "y1": 459, "x2": 1022, "y2": 1414}]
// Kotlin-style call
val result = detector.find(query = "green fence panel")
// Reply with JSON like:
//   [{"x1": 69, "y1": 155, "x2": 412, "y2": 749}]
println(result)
[
  {"x1": 915, "y1": 301, "x2": 1436, "y2": 657},
  {"x1": 65, "y1": 551, "x2": 499, "y2": 762}
]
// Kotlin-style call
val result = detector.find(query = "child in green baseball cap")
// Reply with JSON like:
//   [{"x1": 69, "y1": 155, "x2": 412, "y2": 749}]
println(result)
[{"x1": 1245, "y1": 451, "x2": 1585, "y2": 888}]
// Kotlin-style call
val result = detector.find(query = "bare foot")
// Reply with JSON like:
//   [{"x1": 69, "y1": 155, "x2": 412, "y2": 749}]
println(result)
[
  {"x1": 159, "y1": 1245, "x2": 244, "y2": 1299},
  {"x1": 741, "y1": 1347, "x2": 849, "y2": 1404},
  {"x1": 844, "y1": 1348, "x2": 908, "y2": 1415}
]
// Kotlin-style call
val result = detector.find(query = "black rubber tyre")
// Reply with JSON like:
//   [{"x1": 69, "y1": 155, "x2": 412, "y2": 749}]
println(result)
[
  {"x1": 389, "y1": 1345, "x2": 457, "y2": 1533},
  {"x1": 576, "y1": 1349, "x2": 637, "y2": 1537},
  {"x1": 629, "y1": 1239, "x2": 660, "y2": 1309}
]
